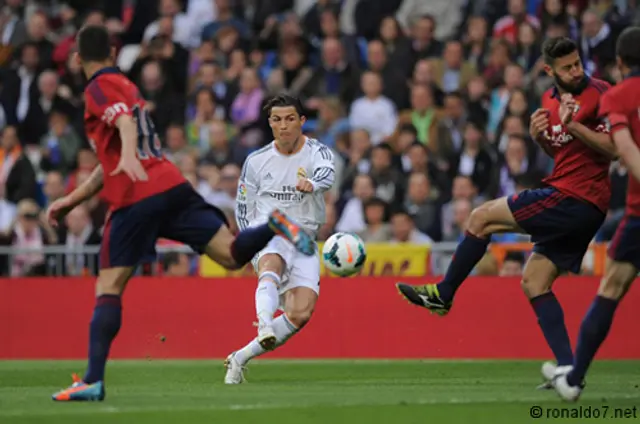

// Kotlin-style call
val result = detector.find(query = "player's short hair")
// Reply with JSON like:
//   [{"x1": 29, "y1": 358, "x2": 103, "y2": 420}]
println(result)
[
  {"x1": 616, "y1": 27, "x2": 640, "y2": 69},
  {"x1": 77, "y1": 25, "x2": 111, "y2": 62},
  {"x1": 542, "y1": 36, "x2": 578, "y2": 66},
  {"x1": 263, "y1": 94, "x2": 305, "y2": 117}
]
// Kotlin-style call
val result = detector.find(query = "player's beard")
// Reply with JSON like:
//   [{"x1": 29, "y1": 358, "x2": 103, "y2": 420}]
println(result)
[{"x1": 553, "y1": 73, "x2": 589, "y2": 95}]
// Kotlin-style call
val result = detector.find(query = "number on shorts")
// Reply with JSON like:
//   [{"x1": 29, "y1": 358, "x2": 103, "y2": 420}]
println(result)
[{"x1": 132, "y1": 104, "x2": 162, "y2": 159}]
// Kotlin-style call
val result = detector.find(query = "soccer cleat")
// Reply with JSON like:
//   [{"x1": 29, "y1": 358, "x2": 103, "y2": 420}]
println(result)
[
  {"x1": 537, "y1": 361, "x2": 573, "y2": 390},
  {"x1": 268, "y1": 209, "x2": 314, "y2": 256},
  {"x1": 395, "y1": 283, "x2": 452, "y2": 316},
  {"x1": 224, "y1": 352, "x2": 246, "y2": 384},
  {"x1": 551, "y1": 372, "x2": 584, "y2": 402},
  {"x1": 52, "y1": 373, "x2": 105, "y2": 401},
  {"x1": 257, "y1": 323, "x2": 277, "y2": 351}
]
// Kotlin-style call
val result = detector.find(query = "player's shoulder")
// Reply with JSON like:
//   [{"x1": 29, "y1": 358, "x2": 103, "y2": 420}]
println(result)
[
  {"x1": 586, "y1": 77, "x2": 611, "y2": 95},
  {"x1": 306, "y1": 137, "x2": 332, "y2": 154},
  {"x1": 600, "y1": 81, "x2": 627, "y2": 106},
  {"x1": 541, "y1": 88, "x2": 556, "y2": 106},
  {"x1": 245, "y1": 142, "x2": 274, "y2": 165},
  {"x1": 86, "y1": 69, "x2": 139, "y2": 104}
]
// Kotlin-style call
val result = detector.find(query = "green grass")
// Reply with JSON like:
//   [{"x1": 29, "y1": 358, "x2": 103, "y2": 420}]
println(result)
[{"x1": 1, "y1": 360, "x2": 639, "y2": 423}]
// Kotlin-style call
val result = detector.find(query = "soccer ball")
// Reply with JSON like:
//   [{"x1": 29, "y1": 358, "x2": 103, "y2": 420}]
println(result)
[{"x1": 322, "y1": 232, "x2": 367, "y2": 277}]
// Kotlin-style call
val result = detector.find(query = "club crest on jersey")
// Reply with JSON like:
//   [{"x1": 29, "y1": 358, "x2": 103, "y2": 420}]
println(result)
[{"x1": 297, "y1": 167, "x2": 307, "y2": 179}]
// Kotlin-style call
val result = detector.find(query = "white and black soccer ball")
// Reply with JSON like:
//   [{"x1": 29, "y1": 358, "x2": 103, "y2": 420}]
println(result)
[{"x1": 322, "y1": 232, "x2": 367, "y2": 277}]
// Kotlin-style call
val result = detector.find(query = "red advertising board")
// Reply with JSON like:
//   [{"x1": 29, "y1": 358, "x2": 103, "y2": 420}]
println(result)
[{"x1": 1, "y1": 277, "x2": 638, "y2": 359}]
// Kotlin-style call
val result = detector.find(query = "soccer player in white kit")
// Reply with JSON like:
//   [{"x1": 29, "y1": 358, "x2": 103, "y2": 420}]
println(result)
[{"x1": 224, "y1": 95, "x2": 335, "y2": 384}]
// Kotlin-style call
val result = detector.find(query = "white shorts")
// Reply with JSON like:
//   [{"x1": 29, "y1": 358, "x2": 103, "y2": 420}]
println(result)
[{"x1": 253, "y1": 236, "x2": 320, "y2": 309}]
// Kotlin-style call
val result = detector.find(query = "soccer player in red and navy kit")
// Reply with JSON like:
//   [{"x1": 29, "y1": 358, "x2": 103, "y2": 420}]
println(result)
[
  {"x1": 397, "y1": 37, "x2": 615, "y2": 384},
  {"x1": 48, "y1": 25, "x2": 315, "y2": 402},
  {"x1": 552, "y1": 27, "x2": 640, "y2": 402}
]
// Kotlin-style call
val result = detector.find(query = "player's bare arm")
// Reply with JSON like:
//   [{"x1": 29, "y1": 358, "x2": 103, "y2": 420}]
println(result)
[
  {"x1": 46, "y1": 165, "x2": 104, "y2": 226},
  {"x1": 613, "y1": 128, "x2": 640, "y2": 181},
  {"x1": 529, "y1": 108, "x2": 554, "y2": 157},
  {"x1": 111, "y1": 115, "x2": 148, "y2": 181}
]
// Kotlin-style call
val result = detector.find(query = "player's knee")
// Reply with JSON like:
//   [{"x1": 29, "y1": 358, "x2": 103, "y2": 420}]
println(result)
[
  {"x1": 598, "y1": 275, "x2": 628, "y2": 300},
  {"x1": 467, "y1": 205, "x2": 490, "y2": 237},
  {"x1": 520, "y1": 276, "x2": 549, "y2": 299},
  {"x1": 286, "y1": 308, "x2": 314, "y2": 329}
]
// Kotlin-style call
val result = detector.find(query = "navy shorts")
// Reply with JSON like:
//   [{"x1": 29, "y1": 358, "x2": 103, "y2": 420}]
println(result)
[
  {"x1": 507, "y1": 187, "x2": 605, "y2": 274},
  {"x1": 608, "y1": 215, "x2": 640, "y2": 269},
  {"x1": 100, "y1": 183, "x2": 228, "y2": 269}
]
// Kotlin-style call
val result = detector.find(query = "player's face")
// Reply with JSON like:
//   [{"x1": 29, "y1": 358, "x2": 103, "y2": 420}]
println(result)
[
  {"x1": 269, "y1": 106, "x2": 305, "y2": 149},
  {"x1": 546, "y1": 50, "x2": 587, "y2": 94}
]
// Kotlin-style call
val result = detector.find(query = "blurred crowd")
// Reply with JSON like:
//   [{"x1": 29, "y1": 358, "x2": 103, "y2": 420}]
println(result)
[{"x1": 0, "y1": 0, "x2": 637, "y2": 277}]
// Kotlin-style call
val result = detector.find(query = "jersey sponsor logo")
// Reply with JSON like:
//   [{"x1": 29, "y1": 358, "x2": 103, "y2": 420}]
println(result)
[
  {"x1": 269, "y1": 185, "x2": 305, "y2": 202},
  {"x1": 545, "y1": 124, "x2": 574, "y2": 147},
  {"x1": 102, "y1": 102, "x2": 129, "y2": 124}
]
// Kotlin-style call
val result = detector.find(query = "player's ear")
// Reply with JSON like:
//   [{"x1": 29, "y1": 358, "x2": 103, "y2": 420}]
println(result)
[
  {"x1": 110, "y1": 46, "x2": 117, "y2": 62},
  {"x1": 543, "y1": 63, "x2": 553, "y2": 78},
  {"x1": 299, "y1": 115, "x2": 306, "y2": 126},
  {"x1": 72, "y1": 51, "x2": 81, "y2": 68}
]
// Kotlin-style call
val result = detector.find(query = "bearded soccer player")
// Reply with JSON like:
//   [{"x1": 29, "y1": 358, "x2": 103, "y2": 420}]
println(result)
[
  {"x1": 48, "y1": 25, "x2": 314, "y2": 402},
  {"x1": 552, "y1": 26, "x2": 640, "y2": 402},
  {"x1": 396, "y1": 36, "x2": 615, "y2": 388}
]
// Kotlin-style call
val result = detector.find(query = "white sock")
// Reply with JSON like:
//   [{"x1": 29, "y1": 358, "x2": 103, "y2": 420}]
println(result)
[
  {"x1": 234, "y1": 314, "x2": 299, "y2": 365},
  {"x1": 255, "y1": 271, "x2": 280, "y2": 326}
]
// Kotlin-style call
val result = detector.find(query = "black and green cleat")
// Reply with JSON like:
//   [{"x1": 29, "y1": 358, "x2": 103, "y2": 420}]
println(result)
[{"x1": 395, "y1": 283, "x2": 452, "y2": 316}]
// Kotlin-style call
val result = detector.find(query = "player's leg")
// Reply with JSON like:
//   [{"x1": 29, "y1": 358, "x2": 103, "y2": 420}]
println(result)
[
  {"x1": 51, "y1": 266, "x2": 135, "y2": 402},
  {"x1": 52, "y1": 203, "x2": 157, "y2": 402},
  {"x1": 520, "y1": 253, "x2": 574, "y2": 386},
  {"x1": 553, "y1": 258, "x2": 637, "y2": 401},
  {"x1": 226, "y1": 287, "x2": 318, "y2": 384},
  {"x1": 397, "y1": 196, "x2": 522, "y2": 314},
  {"x1": 254, "y1": 253, "x2": 286, "y2": 349},
  {"x1": 225, "y1": 252, "x2": 319, "y2": 384}
]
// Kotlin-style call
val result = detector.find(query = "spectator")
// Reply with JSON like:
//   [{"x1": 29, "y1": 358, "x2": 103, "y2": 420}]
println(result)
[
  {"x1": 431, "y1": 41, "x2": 478, "y2": 94},
  {"x1": 0, "y1": 125, "x2": 36, "y2": 204},
  {"x1": 143, "y1": 0, "x2": 193, "y2": 48},
  {"x1": 401, "y1": 84, "x2": 443, "y2": 156},
  {"x1": 266, "y1": 42, "x2": 313, "y2": 98},
  {"x1": 336, "y1": 173, "x2": 375, "y2": 234},
  {"x1": 317, "y1": 200, "x2": 337, "y2": 242},
  {"x1": 499, "y1": 251, "x2": 526, "y2": 276},
  {"x1": 377, "y1": 16, "x2": 412, "y2": 74},
  {"x1": 39, "y1": 108, "x2": 82, "y2": 175},
  {"x1": 1, "y1": 198, "x2": 56, "y2": 277},
  {"x1": 449, "y1": 121, "x2": 495, "y2": 196},
  {"x1": 442, "y1": 198, "x2": 472, "y2": 242},
  {"x1": 201, "y1": 120, "x2": 246, "y2": 167},
  {"x1": 349, "y1": 71, "x2": 398, "y2": 145},
  {"x1": 59, "y1": 204, "x2": 101, "y2": 276},
  {"x1": 163, "y1": 124, "x2": 191, "y2": 164},
  {"x1": 0, "y1": 182, "x2": 16, "y2": 233},
  {"x1": 493, "y1": 0, "x2": 540, "y2": 45},
  {"x1": 369, "y1": 143, "x2": 405, "y2": 206},
  {"x1": 497, "y1": 134, "x2": 531, "y2": 197},
  {"x1": 162, "y1": 252, "x2": 192, "y2": 277},
  {"x1": 580, "y1": 8, "x2": 617, "y2": 77},
  {"x1": 359, "y1": 197, "x2": 392, "y2": 242},
  {"x1": 463, "y1": 16, "x2": 490, "y2": 71},
  {"x1": 366, "y1": 40, "x2": 409, "y2": 109},
  {"x1": 313, "y1": 97, "x2": 350, "y2": 148},
  {"x1": 4, "y1": 42, "x2": 40, "y2": 132},
  {"x1": 396, "y1": 2, "x2": 463, "y2": 41},
  {"x1": 186, "y1": 87, "x2": 223, "y2": 151},
  {"x1": 230, "y1": 68, "x2": 265, "y2": 132},
  {"x1": 301, "y1": 37, "x2": 361, "y2": 115},
  {"x1": 390, "y1": 209, "x2": 433, "y2": 244},
  {"x1": 404, "y1": 172, "x2": 441, "y2": 240},
  {"x1": 42, "y1": 170, "x2": 66, "y2": 208}
]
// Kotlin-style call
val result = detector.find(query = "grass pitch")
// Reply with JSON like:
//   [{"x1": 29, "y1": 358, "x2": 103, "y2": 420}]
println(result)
[{"x1": 1, "y1": 360, "x2": 639, "y2": 423}]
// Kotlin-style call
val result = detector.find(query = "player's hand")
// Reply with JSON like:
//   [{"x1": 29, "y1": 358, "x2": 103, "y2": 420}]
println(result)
[
  {"x1": 529, "y1": 108, "x2": 549, "y2": 140},
  {"x1": 559, "y1": 93, "x2": 577, "y2": 125},
  {"x1": 111, "y1": 156, "x2": 148, "y2": 182},
  {"x1": 296, "y1": 178, "x2": 314, "y2": 193},
  {"x1": 46, "y1": 196, "x2": 76, "y2": 227}
]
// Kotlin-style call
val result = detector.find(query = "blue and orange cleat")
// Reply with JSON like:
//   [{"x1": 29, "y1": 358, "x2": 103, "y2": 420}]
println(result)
[
  {"x1": 52, "y1": 373, "x2": 105, "y2": 402},
  {"x1": 268, "y1": 209, "x2": 315, "y2": 256}
]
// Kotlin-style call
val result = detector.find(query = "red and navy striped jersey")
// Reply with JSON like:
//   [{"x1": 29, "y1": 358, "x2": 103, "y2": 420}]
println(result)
[
  {"x1": 599, "y1": 72, "x2": 640, "y2": 216},
  {"x1": 84, "y1": 67, "x2": 185, "y2": 211},
  {"x1": 540, "y1": 77, "x2": 612, "y2": 213}
]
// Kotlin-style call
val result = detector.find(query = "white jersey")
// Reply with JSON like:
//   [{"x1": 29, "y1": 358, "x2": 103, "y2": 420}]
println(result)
[{"x1": 236, "y1": 137, "x2": 335, "y2": 237}]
